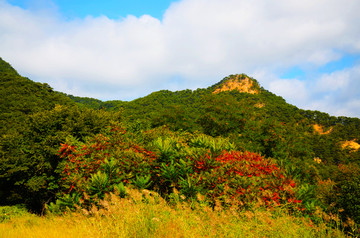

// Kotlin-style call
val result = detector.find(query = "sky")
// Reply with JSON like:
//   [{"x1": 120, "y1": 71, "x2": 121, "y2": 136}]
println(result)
[{"x1": 1, "y1": 0, "x2": 360, "y2": 118}]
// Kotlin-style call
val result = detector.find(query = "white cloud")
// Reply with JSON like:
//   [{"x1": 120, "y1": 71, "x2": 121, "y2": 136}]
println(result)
[
  {"x1": 316, "y1": 70, "x2": 351, "y2": 92},
  {"x1": 269, "y1": 78, "x2": 308, "y2": 103},
  {"x1": 258, "y1": 64, "x2": 360, "y2": 118},
  {"x1": 0, "y1": 0, "x2": 360, "y2": 117},
  {"x1": 305, "y1": 65, "x2": 360, "y2": 117}
]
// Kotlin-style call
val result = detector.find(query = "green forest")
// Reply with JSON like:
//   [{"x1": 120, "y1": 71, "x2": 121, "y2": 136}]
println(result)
[{"x1": 1, "y1": 57, "x2": 360, "y2": 237}]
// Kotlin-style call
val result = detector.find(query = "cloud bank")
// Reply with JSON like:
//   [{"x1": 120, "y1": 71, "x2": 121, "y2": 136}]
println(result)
[{"x1": 1, "y1": 0, "x2": 360, "y2": 117}]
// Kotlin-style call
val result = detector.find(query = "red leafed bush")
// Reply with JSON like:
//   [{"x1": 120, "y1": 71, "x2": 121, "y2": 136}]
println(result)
[
  {"x1": 57, "y1": 126, "x2": 302, "y2": 211},
  {"x1": 191, "y1": 151, "x2": 302, "y2": 208},
  {"x1": 58, "y1": 127, "x2": 157, "y2": 195}
]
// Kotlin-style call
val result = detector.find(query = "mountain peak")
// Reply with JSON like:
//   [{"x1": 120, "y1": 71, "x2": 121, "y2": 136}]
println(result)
[{"x1": 212, "y1": 74, "x2": 260, "y2": 94}]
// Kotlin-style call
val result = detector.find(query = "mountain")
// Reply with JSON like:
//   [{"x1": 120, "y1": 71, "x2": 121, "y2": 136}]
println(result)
[
  {"x1": 1, "y1": 57, "x2": 360, "y2": 228},
  {"x1": 1, "y1": 56, "x2": 359, "y2": 164},
  {"x1": 69, "y1": 70, "x2": 360, "y2": 195},
  {"x1": 63, "y1": 70, "x2": 360, "y2": 162},
  {"x1": 62, "y1": 73, "x2": 360, "y2": 180},
  {"x1": 63, "y1": 70, "x2": 360, "y2": 228}
]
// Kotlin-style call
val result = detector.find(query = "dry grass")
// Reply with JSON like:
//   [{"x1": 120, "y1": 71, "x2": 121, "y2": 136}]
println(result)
[{"x1": 0, "y1": 189, "x2": 348, "y2": 238}]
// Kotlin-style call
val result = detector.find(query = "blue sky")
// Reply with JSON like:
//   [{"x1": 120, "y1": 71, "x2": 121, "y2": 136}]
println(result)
[
  {"x1": 8, "y1": 0, "x2": 175, "y2": 19},
  {"x1": 280, "y1": 54, "x2": 360, "y2": 79},
  {"x1": 1, "y1": 0, "x2": 360, "y2": 118}
]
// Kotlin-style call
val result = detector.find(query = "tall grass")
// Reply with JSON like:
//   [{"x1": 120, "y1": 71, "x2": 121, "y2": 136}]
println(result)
[{"x1": 0, "y1": 189, "x2": 347, "y2": 238}]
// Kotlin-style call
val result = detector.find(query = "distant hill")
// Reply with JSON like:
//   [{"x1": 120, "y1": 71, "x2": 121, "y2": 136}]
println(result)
[
  {"x1": 0, "y1": 57, "x2": 74, "y2": 134},
  {"x1": 63, "y1": 69, "x2": 360, "y2": 157}
]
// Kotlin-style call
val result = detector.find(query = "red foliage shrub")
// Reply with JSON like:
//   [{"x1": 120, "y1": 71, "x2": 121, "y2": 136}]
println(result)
[
  {"x1": 191, "y1": 151, "x2": 302, "y2": 208},
  {"x1": 58, "y1": 127, "x2": 157, "y2": 194}
]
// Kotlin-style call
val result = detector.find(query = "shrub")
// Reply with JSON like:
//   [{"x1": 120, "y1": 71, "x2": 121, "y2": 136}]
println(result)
[
  {"x1": 55, "y1": 126, "x2": 304, "y2": 214},
  {"x1": 190, "y1": 151, "x2": 303, "y2": 210}
]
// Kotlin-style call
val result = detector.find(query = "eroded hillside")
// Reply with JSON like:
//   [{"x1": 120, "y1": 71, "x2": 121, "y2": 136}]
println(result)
[{"x1": 213, "y1": 74, "x2": 260, "y2": 94}]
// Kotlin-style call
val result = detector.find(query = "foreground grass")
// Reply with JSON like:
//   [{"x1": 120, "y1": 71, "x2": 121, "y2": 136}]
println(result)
[{"x1": 0, "y1": 189, "x2": 348, "y2": 238}]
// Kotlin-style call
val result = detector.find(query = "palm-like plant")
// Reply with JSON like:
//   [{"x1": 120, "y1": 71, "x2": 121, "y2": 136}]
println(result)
[
  {"x1": 134, "y1": 175, "x2": 152, "y2": 190},
  {"x1": 179, "y1": 175, "x2": 200, "y2": 199},
  {"x1": 88, "y1": 171, "x2": 110, "y2": 199},
  {"x1": 102, "y1": 157, "x2": 120, "y2": 182},
  {"x1": 114, "y1": 182, "x2": 127, "y2": 198}
]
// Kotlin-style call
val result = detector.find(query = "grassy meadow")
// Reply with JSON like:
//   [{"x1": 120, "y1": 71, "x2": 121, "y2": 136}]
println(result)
[{"x1": 0, "y1": 188, "x2": 350, "y2": 238}]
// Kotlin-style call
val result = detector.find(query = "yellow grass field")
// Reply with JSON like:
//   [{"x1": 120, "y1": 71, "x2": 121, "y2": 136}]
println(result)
[{"x1": 0, "y1": 189, "x2": 348, "y2": 238}]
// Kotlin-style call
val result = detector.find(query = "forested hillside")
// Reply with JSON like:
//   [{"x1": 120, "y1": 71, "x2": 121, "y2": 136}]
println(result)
[
  {"x1": 0, "y1": 58, "x2": 122, "y2": 211},
  {"x1": 1, "y1": 57, "x2": 360, "y2": 235},
  {"x1": 0, "y1": 59, "x2": 74, "y2": 135}
]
